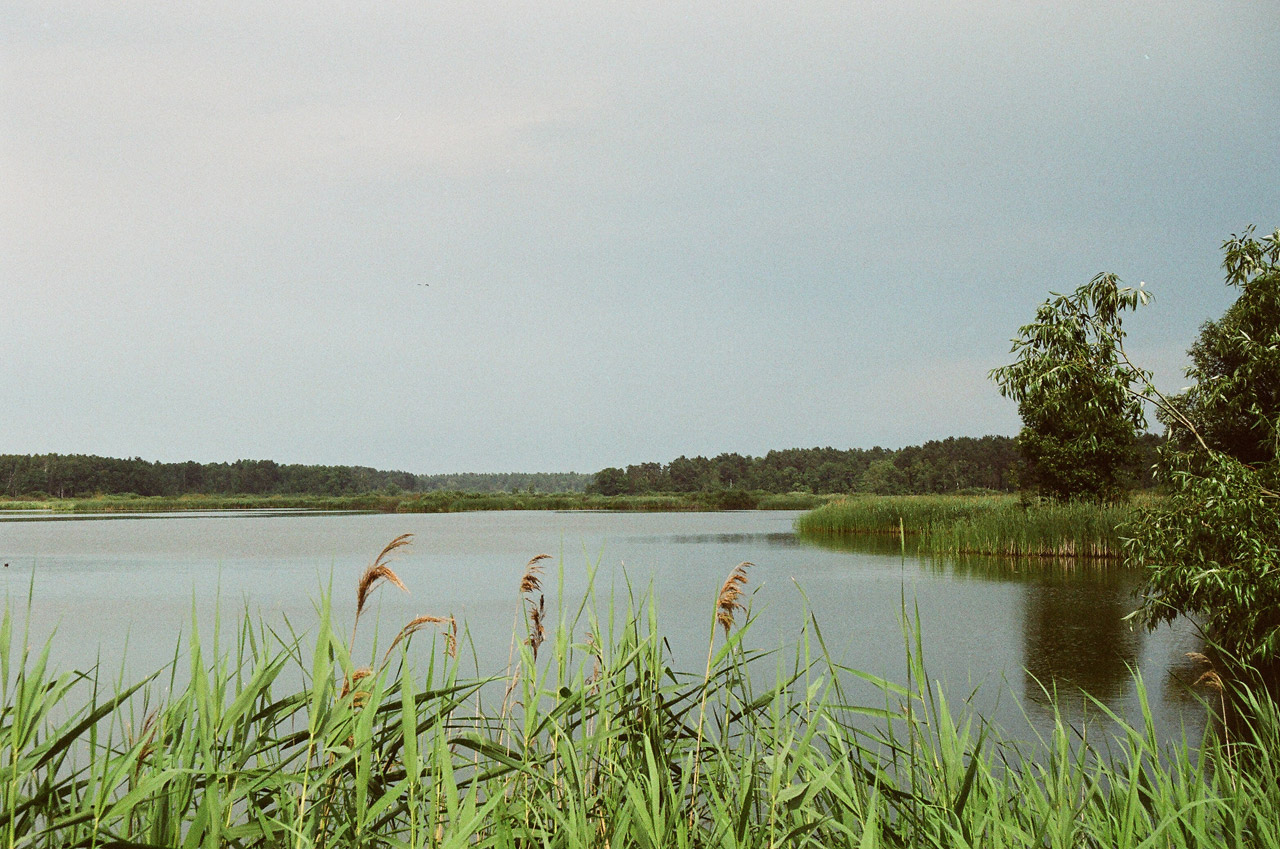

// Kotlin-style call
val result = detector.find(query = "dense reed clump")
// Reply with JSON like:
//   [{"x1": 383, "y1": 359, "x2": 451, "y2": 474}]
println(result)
[
  {"x1": 1, "y1": 535, "x2": 1274, "y2": 848},
  {"x1": 796, "y1": 494, "x2": 1140, "y2": 558}
]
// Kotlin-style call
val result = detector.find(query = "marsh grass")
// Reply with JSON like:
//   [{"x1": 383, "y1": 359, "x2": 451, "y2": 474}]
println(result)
[
  {"x1": 796, "y1": 494, "x2": 1142, "y2": 558},
  {"x1": 1, "y1": 536, "x2": 1273, "y2": 848}
]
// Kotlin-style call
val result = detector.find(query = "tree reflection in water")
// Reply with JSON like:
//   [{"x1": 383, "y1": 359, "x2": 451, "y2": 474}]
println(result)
[
  {"x1": 939, "y1": 553, "x2": 1141, "y2": 704},
  {"x1": 1020, "y1": 571, "x2": 1142, "y2": 703},
  {"x1": 799, "y1": 532, "x2": 1152, "y2": 704}
]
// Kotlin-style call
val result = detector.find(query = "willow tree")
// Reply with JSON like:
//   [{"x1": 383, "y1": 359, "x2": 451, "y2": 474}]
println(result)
[
  {"x1": 993, "y1": 228, "x2": 1280, "y2": 667},
  {"x1": 989, "y1": 273, "x2": 1151, "y2": 501},
  {"x1": 1133, "y1": 229, "x2": 1280, "y2": 667}
]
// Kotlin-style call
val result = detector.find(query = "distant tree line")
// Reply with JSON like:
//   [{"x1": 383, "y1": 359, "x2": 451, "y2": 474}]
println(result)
[
  {"x1": 0, "y1": 454, "x2": 592, "y2": 499},
  {"x1": 1, "y1": 434, "x2": 1160, "y2": 502},
  {"x1": 586, "y1": 435, "x2": 1160, "y2": 497}
]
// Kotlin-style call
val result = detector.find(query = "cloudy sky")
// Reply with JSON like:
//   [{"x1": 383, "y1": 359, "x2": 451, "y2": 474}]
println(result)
[{"x1": 2, "y1": 1, "x2": 1276, "y2": 473}]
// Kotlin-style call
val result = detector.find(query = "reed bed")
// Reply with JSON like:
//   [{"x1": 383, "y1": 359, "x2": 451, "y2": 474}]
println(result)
[
  {"x1": 796, "y1": 494, "x2": 1140, "y2": 559},
  {"x1": 1, "y1": 535, "x2": 1272, "y2": 848}
]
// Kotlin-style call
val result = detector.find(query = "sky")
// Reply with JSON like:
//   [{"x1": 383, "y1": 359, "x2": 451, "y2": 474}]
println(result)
[{"x1": 2, "y1": 1, "x2": 1277, "y2": 474}]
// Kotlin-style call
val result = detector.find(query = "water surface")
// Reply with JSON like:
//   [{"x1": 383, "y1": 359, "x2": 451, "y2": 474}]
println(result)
[{"x1": 0, "y1": 509, "x2": 1207, "y2": 741}]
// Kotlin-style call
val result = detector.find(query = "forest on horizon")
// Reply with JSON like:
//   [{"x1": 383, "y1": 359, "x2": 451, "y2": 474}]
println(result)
[{"x1": 1, "y1": 434, "x2": 1159, "y2": 501}]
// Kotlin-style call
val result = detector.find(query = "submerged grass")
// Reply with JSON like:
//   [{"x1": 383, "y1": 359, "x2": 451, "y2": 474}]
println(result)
[
  {"x1": 796, "y1": 494, "x2": 1143, "y2": 559},
  {"x1": 2, "y1": 535, "x2": 1271, "y2": 848}
]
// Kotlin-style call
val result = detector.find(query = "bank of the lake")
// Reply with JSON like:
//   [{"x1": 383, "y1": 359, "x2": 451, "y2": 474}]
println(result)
[
  {"x1": 796, "y1": 493, "x2": 1146, "y2": 558},
  {"x1": 0, "y1": 490, "x2": 838, "y2": 515}
]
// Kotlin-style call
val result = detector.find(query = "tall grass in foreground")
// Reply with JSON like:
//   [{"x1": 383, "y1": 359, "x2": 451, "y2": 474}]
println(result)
[
  {"x1": 2, "y1": 536, "x2": 1274, "y2": 848},
  {"x1": 796, "y1": 494, "x2": 1142, "y2": 558}
]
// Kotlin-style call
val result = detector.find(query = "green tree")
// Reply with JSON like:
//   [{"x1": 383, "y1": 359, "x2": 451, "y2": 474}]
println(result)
[
  {"x1": 1129, "y1": 228, "x2": 1280, "y2": 667},
  {"x1": 587, "y1": 467, "x2": 627, "y2": 496},
  {"x1": 992, "y1": 228, "x2": 1280, "y2": 667},
  {"x1": 1161, "y1": 231, "x2": 1280, "y2": 466},
  {"x1": 860, "y1": 458, "x2": 907, "y2": 495},
  {"x1": 990, "y1": 273, "x2": 1151, "y2": 501},
  {"x1": 667, "y1": 456, "x2": 709, "y2": 491}
]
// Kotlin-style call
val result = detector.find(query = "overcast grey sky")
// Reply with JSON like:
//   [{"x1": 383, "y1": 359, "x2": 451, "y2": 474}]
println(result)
[{"x1": 2, "y1": 1, "x2": 1277, "y2": 473}]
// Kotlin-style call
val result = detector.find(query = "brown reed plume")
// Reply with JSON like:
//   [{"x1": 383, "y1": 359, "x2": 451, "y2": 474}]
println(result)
[
  {"x1": 500, "y1": 555, "x2": 555, "y2": 725},
  {"x1": 382, "y1": 614, "x2": 457, "y2": 665},
  {"x1": 716, "y1": 561, "x2": 753, "y2": 637},
  {"x1": 585, "y1": 631, "x2": 602, "y2": 687},
  {"x1": 340, "y1": 667, "x2": 374, "y2": 708},
  {"x1": 526, "y1": 595, "x2": 546, "y2": 660},
  {"x1": 520, "y1": 553, "x2": 550, "y2": 594},
  {"x1": 129, "y1": 709, "x2": 160, "y2": 789},
  {"x1": 351, "y1": 534, "x2": 413, "y2": 646},
  {"x1": 520, "y1": 554, "x2": 551, "y2": 660},
  {"x1": 690, "y1": 560, "x2": 755, "y2": 828}
]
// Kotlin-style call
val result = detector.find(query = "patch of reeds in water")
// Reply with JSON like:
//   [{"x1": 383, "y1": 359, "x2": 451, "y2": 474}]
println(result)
[
  {"x1": 796, "y1": 494, "x2": 1141, "y2": 559},
  {"x1": 1, "y1": 535, "x2": 1273, "y2": 848}
]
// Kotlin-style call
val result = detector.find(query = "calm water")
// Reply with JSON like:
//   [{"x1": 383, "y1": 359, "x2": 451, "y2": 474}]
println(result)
[{"x1": 0, "y1": 509, "x2": 1208, "y2": 742}]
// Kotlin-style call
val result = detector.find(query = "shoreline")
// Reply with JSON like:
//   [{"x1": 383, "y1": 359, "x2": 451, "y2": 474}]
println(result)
[{"x1": 0, "y1": 490, "x2": 839, "y2": 515}]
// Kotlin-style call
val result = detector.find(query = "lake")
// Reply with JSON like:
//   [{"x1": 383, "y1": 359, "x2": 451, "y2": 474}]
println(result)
[{"x1": 0, "y1": 508, "x2": 1208, "y2": 742}]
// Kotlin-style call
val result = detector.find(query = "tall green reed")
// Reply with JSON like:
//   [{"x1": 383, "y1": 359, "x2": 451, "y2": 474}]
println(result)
[
  {"x1": 796, "y1": 494, "x2": 1140, "y2": 558},
  {"x1": 0, "y1": 533, "x2": 1271, "y2": 848}
]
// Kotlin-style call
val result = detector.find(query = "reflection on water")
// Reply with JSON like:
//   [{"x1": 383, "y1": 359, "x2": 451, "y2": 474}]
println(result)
[
  {"x1": 1020, "y1": 573, "x2": 1142, "y2": 703},
  {"x1": 796, "y1": 531, "x2": 906, "y2": 557},
  {"x1": 933, "y1": 552, "x2": 1148, "y2": 704},
  {"x1": 665, "y1": 532, "x2": 802, "y2": 547},
  {"x1": 797, "y1": 530, "x2": 1205, "y2": 717}
]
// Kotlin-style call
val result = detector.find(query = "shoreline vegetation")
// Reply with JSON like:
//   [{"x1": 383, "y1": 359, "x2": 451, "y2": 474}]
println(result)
[
  {"x1": 8, "y1": 434, "x2": 1161, "y2": 505},
  {"x1": 2, "y1": 490, "x2": 1148, "y2": 565},
  {"x1": 795, "y1": 494, "x2": 1143, "y2": 559},
  {"x1": 1, "y1": 491, "x2": 1144, "y2": 562},
  {"x1": 3, "y1": 538, "x2": 1272, "y2": 848},
  {"x1": 0, "y1": 489, "x2": 840, "y2": 515}
]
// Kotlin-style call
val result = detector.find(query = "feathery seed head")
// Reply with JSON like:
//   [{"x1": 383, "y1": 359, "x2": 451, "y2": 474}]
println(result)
[
  {"x1": 526, "y1": 593, "x2": 546, "y2": 660},
  {"x1": 355, "y1": 534, "x2": 413, "y2": 619},
  {"x1": 716, "y1": 561, "x2": 753, "y2": 637},
  {"x1": 1195, "y1": 669, "x2": 1225, "y2": 693},
  {"x1": 520, "y1": 554, "x2": 551, "y2": 594},
  {"x1": 341, "y1": 666, "x2": 374, "y2": 702},
  {"x1": 383, "y1": 614, "x2": 458, "y2": 664}
]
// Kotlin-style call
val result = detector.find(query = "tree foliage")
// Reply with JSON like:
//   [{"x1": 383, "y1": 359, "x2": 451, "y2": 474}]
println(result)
[
  {"x1": 0, "y1": 454, "x2": 592, "y2": 498},
  {"x1": 1133, "y1": 451, "x2": 1280, "y2": 663},
  {"x1": 1162, "y1": 229, "x2": 1280, "y2": 465},
  {"x1": 990, "y1": 273, "x2": 1152, "y2": 500},
  {"x1": 1129, "y1": 228, "x2": 1280, "y2": 665},
  {"x1": 996, "y1": 228, "x2": 1280, "y2": 664},
  {"x1": 585, "y1": 436, "x2": 1027, "y2": 496}
]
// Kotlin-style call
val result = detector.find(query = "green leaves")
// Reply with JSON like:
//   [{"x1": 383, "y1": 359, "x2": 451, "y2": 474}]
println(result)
[
  {"x1": 990, "y1": 272, "x2": 1151, "y2": 501},
  {"x1": 5, "y1": 579, "x2": 1280, "y2": 847},
  {"x1": 1122, "y1": 228, "x2": 1280, "y2": 665},
  {"x1": 1163, "y1": 229, "x2": 1280, "y2": 467},
  {"x1": 1130, "y1": 449, "x2": 1280, "y2": 664}
]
